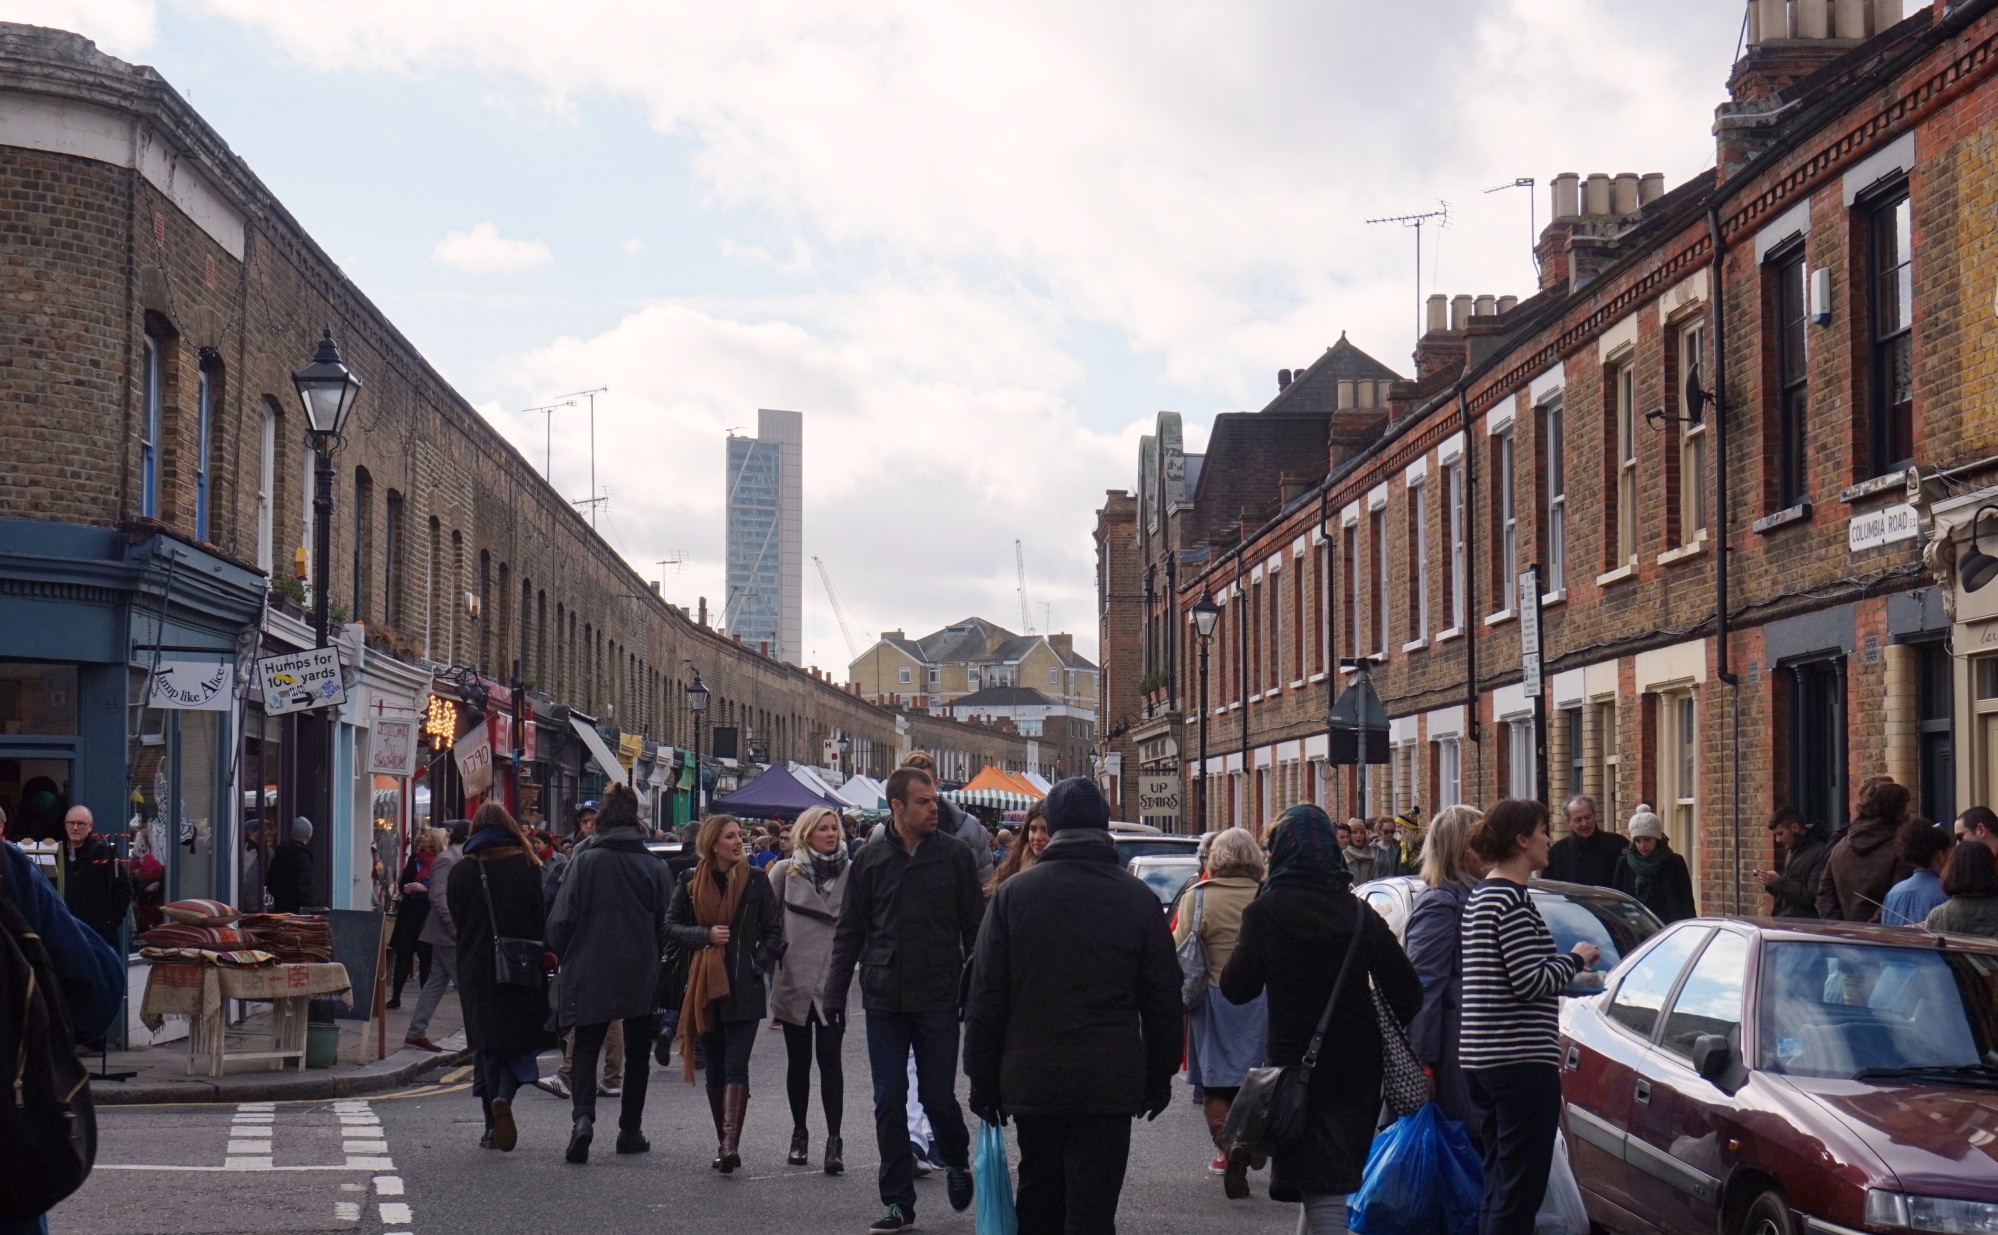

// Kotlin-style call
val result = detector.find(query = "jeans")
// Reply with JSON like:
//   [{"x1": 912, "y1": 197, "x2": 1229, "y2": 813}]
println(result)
[
  {"x1": 405, "y1": 944, "x2": 457, "y2": 1038},
  {"x1": 1297, "y1": 1192, "x2": 1350, "y2": 1235},
  {"x1": 1468, "y1": 1064, "x2": 1563, "y2": 1235},
  {"x1": 866, "y1": 1010, "x2": 970, "y2": 1213},
  {"x1": 782, "y1": 1013, "x2": 844, "y2": 1136},
  {"x1": 559, "y1": 1020, "x2": 623, "y2": 1087},
  {"x1": 1013, "y1": 1112, "x2": 1132, "y2": 1235},
  {"x1": 571, "y1": 1016, "x2": 657, "y2": 1130},
  {"x1": 701, "y1": 1017, "x2": 759, "y2": 1087}
]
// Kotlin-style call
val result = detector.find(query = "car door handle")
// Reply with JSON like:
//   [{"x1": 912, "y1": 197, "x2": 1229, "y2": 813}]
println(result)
[
  {"x1": 1565, "y1": 1044, "x2": 1581, "y2": 1071},
  {"x1": 1634, "y1": 1079, "x2": 1652, "y2": 1106}
]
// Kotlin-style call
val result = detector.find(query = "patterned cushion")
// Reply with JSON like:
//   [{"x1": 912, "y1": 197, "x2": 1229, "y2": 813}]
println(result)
[
  {"x1": 161, "y1": 899, "x2": 239, "y2": 926},
  {"x1": 139, "y1": 924, "x2": 249, "y2": 949}
]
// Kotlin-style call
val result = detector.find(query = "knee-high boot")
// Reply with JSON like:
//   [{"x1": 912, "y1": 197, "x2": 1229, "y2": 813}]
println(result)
[
  {"x1": 708, "y1": 1085, "x2": 728, "y2": 1170},
  {"x1": 720, "y1": 1083, "x2": 749, "y2": 1174}
]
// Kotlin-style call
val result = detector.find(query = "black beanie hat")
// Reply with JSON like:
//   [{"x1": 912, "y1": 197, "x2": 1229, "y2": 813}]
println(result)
[{"x1": 1044, "y1": 777, "x2": 1110, "y2": 832}]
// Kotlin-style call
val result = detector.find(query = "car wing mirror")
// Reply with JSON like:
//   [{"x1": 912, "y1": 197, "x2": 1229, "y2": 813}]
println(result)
[{"x1": 1692, "y1": 1034, "x2": 1733, "y2": 1086}]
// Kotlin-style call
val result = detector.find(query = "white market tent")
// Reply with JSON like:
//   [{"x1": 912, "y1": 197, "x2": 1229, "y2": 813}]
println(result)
[{"x1": 836, "y1": 774, "x2": 887, "y2": 810}]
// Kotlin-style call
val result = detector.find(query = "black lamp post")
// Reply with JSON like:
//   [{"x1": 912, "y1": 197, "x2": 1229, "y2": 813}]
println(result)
[
  {"x1": 686, "y1": 671, "x2": 710, "y2": 818},
  {"x1": 291, "y1": 328, "x2": 364, "y2": 649},
  {"x1": 838, "y1": 732, "x2": 851, "y2": 775},
  {"x1": 1191, "y1": 590, "x2": 1220, "y2": 834}
]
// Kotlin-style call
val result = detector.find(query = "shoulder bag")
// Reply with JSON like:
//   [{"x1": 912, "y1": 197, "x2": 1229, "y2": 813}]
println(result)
[
  {"x1": 1220, "y1": 900, "x2": 1367, "y2": 1159},
  {"x1": 477, "y1": 857, "x2": 547, "y2": 991},
  {"x1": 1373, "y1": 978, "x2": 1427, "y2": 1116},
  {"x1": 1177, "y1": 885, "x2": 1210, "y2": 1011}
]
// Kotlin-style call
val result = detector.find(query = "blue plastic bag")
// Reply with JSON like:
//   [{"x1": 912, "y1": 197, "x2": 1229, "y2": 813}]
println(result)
[
  {"x1": 1348, "y1": 1101, "x2": 1484, "y2": 1235},
  {"x1": 974, "y1": 1120, "x2": 1018, "y2": 1235}
]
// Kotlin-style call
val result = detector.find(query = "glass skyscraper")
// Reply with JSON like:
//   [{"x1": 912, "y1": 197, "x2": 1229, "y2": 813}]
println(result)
[{"x1": 724, "y1": 409, "x2": 802, "y2": 663}]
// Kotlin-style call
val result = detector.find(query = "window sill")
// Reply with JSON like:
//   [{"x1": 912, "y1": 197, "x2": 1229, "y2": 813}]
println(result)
[
  {"x1": 1541, "y1": 590, "x2": 1566, "y2": 608},
  {"x1": 1595, "y1": 563, "x2": 1638, "y2": 587},
  {"x1": 1290, "y1": 679, "x2": 1306, "y2": 690},
  {"x1": 1484, "y1": 609, "x2": 1515, "y2": 628},
  {"x1": 1308, "y1": 671, "x2": 1329, "y2": 684},
  {"x1": 1436, "y1": 626, "x2": 1463, "y2": 644},
  {"x1": 1657, "y1": 540, "x2": 1707, "y2": 567},
  {"x1": 1403, "y1": 637, "x2": 1429, "y2": 653},
  {"x1": 1840, "y1": 470, "x2": 1908, "y2": 505},
  {"x1": 1752, "y1": 502, "x2": 1813, "y2": 535},
  {"x1": 1226, "y1": 702, "x2": 1242, "y2": 713}
]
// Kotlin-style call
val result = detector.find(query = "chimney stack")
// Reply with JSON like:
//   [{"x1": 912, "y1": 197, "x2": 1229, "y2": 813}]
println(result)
[
  {"x1": 1278, "y1": 368, "x2": 1293, "y2": 391},
  {"x1": 698, "y1": 596, "x2": 708, "y2": 626}
]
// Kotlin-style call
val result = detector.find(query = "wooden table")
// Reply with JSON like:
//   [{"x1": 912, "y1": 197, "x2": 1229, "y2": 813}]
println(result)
[{"x1": 140, "y1": 962, "x2": 352, "y2": 1077}]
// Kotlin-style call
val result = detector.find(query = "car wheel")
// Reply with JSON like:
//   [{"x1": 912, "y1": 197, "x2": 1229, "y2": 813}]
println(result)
[{"x1": 1741, "y1": 1190, "x2": 1794, "y2": 1235}]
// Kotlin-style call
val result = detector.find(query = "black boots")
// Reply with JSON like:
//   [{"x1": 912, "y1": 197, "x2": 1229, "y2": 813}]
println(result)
[
  {"x1": 824, "y1": 1134, "x2": 845, "y2": 1176},
  {"x1": 565, "y1": 1114, "x2": 594, "y2": 1164},
  {"x1": 479, "y1": 1098, "x2": 495, "y2": 1150},
  {"x1": 788, "y1": 1127, "x2": 810, "y2": 1166},
  {"x1": 616, "y1": 1128, "x2": 650, "y2": 1154}
]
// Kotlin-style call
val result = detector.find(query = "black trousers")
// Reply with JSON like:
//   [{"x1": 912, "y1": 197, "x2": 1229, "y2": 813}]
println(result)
[
  {"x1": 782, "y1": 1014, "x2": 844, "y2": 1136},
  {"x1": 1468, "y1": 1064, "x2": 1562, "y2": 1235},
  {"x1": 572, "y1": 1015, "x2": 658, "y2": 1132},
  {"x1": 1013, "y1": 1112, "x2": 1133, "y2": 1235},
  {"x1": 390, "y1": 941, "x2": 431, "y2": 1000}
]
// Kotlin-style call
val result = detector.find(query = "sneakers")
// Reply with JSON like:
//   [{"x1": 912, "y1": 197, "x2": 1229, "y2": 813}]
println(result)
[
  {"x1": 1208, "y1": 1154, "x2": 1228, "y2": 1174},
  {"x1": 535, "y1": 1075, "x2": 571, "y2": 1099},
  {"x1": 600, "y1": 1081, "x2": 623, "y2": 1097},
  {"x1": 945, "y1": 1165, "x2": 974, "y2": 1213},
  {"x1": 910, "y1": 1144, "x2": 934, "y2": 1177},
  {"x1": 402, "y1": 1035, "x2": 444, "y2": 1052},
  {"x1": 868, "y1": 1204, "x2": 916, "y2": 1233}
]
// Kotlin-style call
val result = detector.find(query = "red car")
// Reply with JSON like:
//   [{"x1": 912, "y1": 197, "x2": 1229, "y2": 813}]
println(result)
[{"x1": 1558, "y1": 918, "x2": 1998, "y2": 1235}]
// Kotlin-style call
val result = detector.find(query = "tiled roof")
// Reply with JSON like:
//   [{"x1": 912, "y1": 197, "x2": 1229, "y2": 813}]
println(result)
[{"x1": 954, "y1": 686, "x2": 1057, "y2": 707}]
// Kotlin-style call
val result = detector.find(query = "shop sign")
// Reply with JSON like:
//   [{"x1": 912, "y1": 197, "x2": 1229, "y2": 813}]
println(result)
[
  {"x1": 255, "y1": 648, "x2": 346, "y2": 717},
  {"x1": 1849, "y1": 503, "x2": 1919, "y2": 553},
  {"x1": 424, "y1": 695, "x2": 459, "y2": 747},
  {"x1": 148, "y1": 659, "x2": 234, "y2": 711},
  {"x1": 489, "y1": 712, "x2": 514, "y2": 761},
  {"x1": 521, "y1": 699, "x2": 537, "y2": 762},
  {"x1": 369, "y1": 719, "x2": 420, "y2": 778},
  {"x1": 454, "y1": 725, "x2": 494, "y2": 796},
  {"x1": 617, "y1": 733, "x2": 643, "y2": 772},
  {"x1": 1138, "y1": 774, "x2": 1182, "y2": 819}
]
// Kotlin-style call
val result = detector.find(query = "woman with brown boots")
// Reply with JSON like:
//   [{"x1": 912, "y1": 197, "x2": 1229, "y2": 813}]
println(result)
[{"x1": 668, "y1": 813, "x2": 783, "y2": 1173}]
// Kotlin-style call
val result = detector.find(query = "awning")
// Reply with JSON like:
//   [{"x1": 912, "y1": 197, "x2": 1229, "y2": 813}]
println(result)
[{"x1": 569, "y1": 715, "x2": 629, "y2": 786}]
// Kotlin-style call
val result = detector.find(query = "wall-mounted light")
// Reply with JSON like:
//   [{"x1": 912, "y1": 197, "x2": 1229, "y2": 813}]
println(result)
[
  {"x1": 1810, "y1": 267, "x2": 1832, "y2": 326},
  {"x1": 1959, "y1": 505, "x2": 1998, "y2": 594}
]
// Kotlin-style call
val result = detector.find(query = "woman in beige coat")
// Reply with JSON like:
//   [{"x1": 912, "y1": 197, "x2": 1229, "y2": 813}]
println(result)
[
  {"x1": 768, "y1": 806, "x2": 854, "y2": 1174},
  {"x1": 1172, "y1": 826, "x2": 1269, "y2": 1197}
]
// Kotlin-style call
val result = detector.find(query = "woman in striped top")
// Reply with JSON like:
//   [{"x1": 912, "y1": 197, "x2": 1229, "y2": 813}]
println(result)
[{"x1": 1460, "y1": 799, "x2": 1601, "y2": 1235}]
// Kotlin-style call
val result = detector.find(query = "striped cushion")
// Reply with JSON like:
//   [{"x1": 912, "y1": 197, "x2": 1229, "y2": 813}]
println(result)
[
  {"x1": 139, "y1": 924, "x2": 249, "y2": 949},
  {"x1": 161, "y1": 898, "x2": 240, "y2": 926}
]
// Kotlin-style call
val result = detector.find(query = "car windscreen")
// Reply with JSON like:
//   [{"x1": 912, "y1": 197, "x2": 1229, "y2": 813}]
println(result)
[
  {"x1": 1759, "y1": 941, "x2": 1998, "y2": 1080},
  {"x1": 1116, "y1": 839, "x2": 1202, "y2": 862},
  {"x1": 1533, "y1": 890, "x2": 1661, "y2": 994},
  {"x1": 1136, "y1": 865, "x2": 1199, "y2": 905}
]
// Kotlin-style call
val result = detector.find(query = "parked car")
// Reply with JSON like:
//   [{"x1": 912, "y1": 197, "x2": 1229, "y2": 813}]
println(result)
[
  {"x1": 1128, "y1": 855, "x2": 1203, "y2": 913},
  {"x1": 1110, "y1": 824, "x2": 1203, "y2": 866},
  {"x1": 1558, "y1": 918, "x2": 1998, "y2": 1235},
  {"x1": 1356, "y1": 875, "x2": 1662, "y2": 994}
]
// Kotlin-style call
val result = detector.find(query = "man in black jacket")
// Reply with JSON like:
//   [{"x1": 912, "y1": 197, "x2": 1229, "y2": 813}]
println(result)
[
  {"x1": 1755, "y1": 806, "x2": 1829, "y2": 918},
  {"x1": 265, "y1": 817, "x2": 316, "y2": 913},
  {"x1": 964, "y1": 777, "x2": 1180, "y2": 1235},
  {"x1": 59, "y1": 806, "x2": 132, "y2": 947},
  {"x1": 1544, "y1": 795, "x2": 1627, "y2": 888},
  {"x1": 825, "y1": 767, "x2": 984, "y2": 1235}
]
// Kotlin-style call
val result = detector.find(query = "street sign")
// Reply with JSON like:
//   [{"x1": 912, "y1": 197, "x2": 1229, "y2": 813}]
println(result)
[
  {"x1": 368, "y1": 719, "x2": 419, "y2": 779},
  {"x1": 454, "y1": 725, "x2": 494, "y2": 796},
  {"x1": 1518, "y1": 566, "x2": 1543, "y2": 697},
  {"x1": 1138, "y1": 774, "x2": 1182, "y2": 819},
  {"x1": 255, "y1": 648, "x2": 346, "y2": 717}
]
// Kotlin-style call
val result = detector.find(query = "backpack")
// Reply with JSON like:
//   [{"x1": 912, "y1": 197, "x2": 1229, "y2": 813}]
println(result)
[{"x1": 0, "y1": 855, "x2": 98, "y2": 1217}]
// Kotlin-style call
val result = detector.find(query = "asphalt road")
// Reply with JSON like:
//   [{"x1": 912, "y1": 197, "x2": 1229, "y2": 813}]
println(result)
[{"x1": 55, "y1": 1022, "x2": 1301, "y2": 1235}]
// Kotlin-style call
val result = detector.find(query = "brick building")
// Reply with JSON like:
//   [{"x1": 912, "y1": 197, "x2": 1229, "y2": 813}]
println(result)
[
  {"x1": 0, "y1": 24, "x2": 1027, "y2": 959},
  {"x1": 1097, "y1": 0, "x2": 1998, "y2": 916}
]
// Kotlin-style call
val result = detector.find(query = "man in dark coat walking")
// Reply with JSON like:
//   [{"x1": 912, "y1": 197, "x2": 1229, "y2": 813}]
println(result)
[
  {"x1": 825, "y1": 766, "x2": 984, "y2": 1235},
  {"x1": 265, "y1": 816, "x2": 316, "y2": 913},
  {"x1": 1544, "y1": 795, "x2": 1627, "y2": 888},
  {"x1": 964, "y1": 777, "x2": 1181, "y2": 1235},
  {"x1": 547, "y1": 784, "x2": 674, "y2": 1161}
]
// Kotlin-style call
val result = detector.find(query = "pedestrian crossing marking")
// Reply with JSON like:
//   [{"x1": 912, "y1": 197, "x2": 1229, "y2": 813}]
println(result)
[
  {"x1": 379, "y1": 1201, "x2": 413, "y2": 1224},
  {"x1": 374, "y1": 1176, "x2": 404, "y2": 1196}
]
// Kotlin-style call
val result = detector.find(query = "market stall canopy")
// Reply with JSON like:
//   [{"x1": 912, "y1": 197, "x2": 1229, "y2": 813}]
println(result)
[
  {"x1": 944, "y1": 765, "x2": 1042, "y2": 813},
  {"x1": 1020, "y1": 771, "x2": 1053, "y2": 794},
  {"x1": 838, "y1": 774, "x2": 887, "y2": 810},
  {"x1": 790, "y1": 763, "x2": 861, "y2": 808},
  {"x1": 570, "y1": 715, "x2": 630, "y2": 786},
  {"x1": 709, "y1": 762, "x2": 848, "y2": 820}
]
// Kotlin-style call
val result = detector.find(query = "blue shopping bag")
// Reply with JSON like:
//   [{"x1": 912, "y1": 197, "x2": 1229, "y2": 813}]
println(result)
[
  {"x1": 974, "y1": 1120, "x2": 1018, "y2": 1235},
  {"x1": 1348, "y1": 1101, "x2": 1484, "y2": 1235}
]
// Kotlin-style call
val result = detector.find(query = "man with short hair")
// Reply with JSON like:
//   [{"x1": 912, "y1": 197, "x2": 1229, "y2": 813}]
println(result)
[
  {"x1": 1545, "y1": 795, "x2": 1628, "y2": 888},
  {"x1": 827, "y1": 767, "x2": 985, "y2": 1234},
  {"x1": 59, "y1": 806, "x2": 132, "y2": 947},
  {"x1": 891, "y1": 752, "x2": 994, "y2": 877},
  {"x1": 1957, "y1": 806, "x2": 1998, "y2": 857},
  {"x1": 1755, "y1": 806, "x2": 1829, "y2": 918},
  {"x1": 965, "y1": 777, "x2": 1180, "y2": 1235}
]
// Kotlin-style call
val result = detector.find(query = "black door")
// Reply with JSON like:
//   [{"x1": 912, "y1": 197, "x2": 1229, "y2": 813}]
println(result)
[{"x1": 1787, "y1": 659, "x2": 1846, "y2": 832}]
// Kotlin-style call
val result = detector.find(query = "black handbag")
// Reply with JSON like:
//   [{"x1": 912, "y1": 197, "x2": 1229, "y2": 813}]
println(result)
[
  {"x1": 1221, "y1": 903, "x2": 1368, "y2": 1160},
  {"x1": 477, "y1": 857, "x2": 547, "y2": 991}
]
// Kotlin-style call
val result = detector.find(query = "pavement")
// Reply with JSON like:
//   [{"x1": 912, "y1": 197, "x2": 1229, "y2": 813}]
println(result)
[
  {"x1": 56, "y1": 1019, "x2": 1301, "y2": 1235},
  {"x1": 90, "y1": 987, "x2": 469, "y2": 1106}
]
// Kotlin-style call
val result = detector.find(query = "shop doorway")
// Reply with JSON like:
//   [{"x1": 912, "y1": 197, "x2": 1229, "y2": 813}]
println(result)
[{"x1": 0, "y1": 754, "x2": 72, "y2": 841}]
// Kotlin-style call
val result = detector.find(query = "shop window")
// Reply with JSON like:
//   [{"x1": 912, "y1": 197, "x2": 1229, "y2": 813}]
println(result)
[
  {"x1": 1916, "y1": 642, "x2": 1954, "y2": 826},
  {"x1": 1784, "y1": 658, "x2": 1846, "y2": 833},
  {"x1": 0, "y1": 663, "x2": 79, "y2": 735},
  {"x1": 1772, "y1": 248, "x2": 1810, "y2": 509},
  {"x1": 1867, "y1": 188, "x2": 1914, "y2": 476}
]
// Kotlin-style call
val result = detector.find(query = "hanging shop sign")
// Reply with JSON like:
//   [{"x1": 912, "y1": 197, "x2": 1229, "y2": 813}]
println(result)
[
  {"x1": 424, "y1": 695, "x2": 459, "y2": 749},
  {"x1": 255, "y1": 648, "x2": 346, "y2": 717},
  {"x1": 617, "y1": 733, "x2": 643, "y2": 773},
  {"x1": 1137, "y1": 774, "x2": 1182, "y2": 819},
  {"x1": 520, "y1": 699, "x2": 537, "y2": 762},
  {"x1": 454, "y1": 725, "x2": 494, "y2": 797},
  {"x1": 148, "y1": 658, "x2": 235, "y2": 711},
  {"x1": 369, "y1": 718, "x2": 421, "y2": 779}
]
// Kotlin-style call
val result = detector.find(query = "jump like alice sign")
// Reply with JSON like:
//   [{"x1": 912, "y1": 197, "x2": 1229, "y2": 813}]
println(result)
[{"x1": 254, "y1": 648, "x2": 347, "y2": 717}]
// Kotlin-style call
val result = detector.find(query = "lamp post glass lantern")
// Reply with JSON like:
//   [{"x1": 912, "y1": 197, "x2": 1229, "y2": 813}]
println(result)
[
  {"x1": 686, "y1": 673, "x2": 709, "y2": 817},
  {"x1": 1191, "y1": 591, "x2": 1220, "y2": 832},
  {"x1": 291, "y1": 329, "x2": 363, "y2": 649}
]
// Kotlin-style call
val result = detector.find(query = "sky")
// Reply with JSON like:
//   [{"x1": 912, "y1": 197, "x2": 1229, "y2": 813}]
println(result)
[{"x1": 9, "y1": 0, "x2": 1750, "y2": 670}]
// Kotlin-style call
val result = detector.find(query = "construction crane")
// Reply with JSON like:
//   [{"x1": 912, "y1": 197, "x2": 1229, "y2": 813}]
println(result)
[
  {"x1": 814, "y1": 556, "x2": 864, "y2": 664},
  {"x1": 1016, "y1": 540, "x2": 1035, "y2": 633}
]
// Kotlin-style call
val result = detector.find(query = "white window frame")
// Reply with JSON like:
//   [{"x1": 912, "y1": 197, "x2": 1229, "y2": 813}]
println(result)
[
  {"x1": 1049, "y1": 666, "x2": 1059, "y2": 686},
  {"x1": 1542, "y1": 399, "x2": 1566, "y2": 595},
  {"x1": 1408, "y1": 478, "x2": 1430, "y2": 647},
  {"x1": 1498, "y1": 428, "x2": 1518, "y2": 608},
  {"x1": 1616, "y1": 361, "x2": 1638, "y2": 567},
  {"x1": 1435, "y1": 737, "x2": 1462, "y2": 807},
  {"x1": 1678, "y1": 319, "x2": 1709, "y2": 546},
  {"x1": 140, "y1": 331, "x2": 161, "y2": 519},
  {"x1": 255, "y1": 404, "x2": 275, "y2": 573},
  {"x1": 1444, "y1": 461, "x2": 1465, "y2": 631},
  {"x1": 1508, "y1": 717, "x2": 1536, "y2": 799},
  {"x1": 1660, "y1": 689, "x2": 1699, "y2": 879},
  {"x1": 898, "y1": 666, "x2": 912, "y2": 684}
]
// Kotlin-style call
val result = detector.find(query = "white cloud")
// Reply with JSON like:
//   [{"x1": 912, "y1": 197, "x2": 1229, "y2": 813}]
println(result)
[
  {"x1": 430, "y1": 222, "x2": 553, "y2": 274},
  {"x1": 621, "y1": 238, "x2": 646, "y2": 255},
  {"x1": 4, "y1": 0, "x2": 155, "y2": 56}
]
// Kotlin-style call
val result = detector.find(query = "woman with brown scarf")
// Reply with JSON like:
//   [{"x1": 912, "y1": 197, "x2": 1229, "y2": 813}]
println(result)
[{"x1": 666, "y1": 813, "x2": 783, "y2": 1173}]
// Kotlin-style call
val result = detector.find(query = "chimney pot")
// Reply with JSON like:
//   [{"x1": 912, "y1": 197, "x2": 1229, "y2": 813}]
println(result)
[
  {"x1": 1796, "y1": 0, "x2": 1830, "y2": 38},
  {"x1": 1584, "y1": 173, "x2": 1612, "y2": 216},
  {"x1": 1375, "y1": 380, "x2": 1394, "y2": 407},
  {"x1": 1425, "y1": 293, "x2": 1450, "y2": 333},
  {"x1": 1450, "y1": 294, "x2": 1473, "y2": 332},
  {"x1": 1552, "y1": 173, "x2": 1581, "y2": 220},
  {"x1": 1474, "y1": 294, "x2": 1497, "y2": 318},
  {"x1": 1872, "y1": 0, "x2": 1900, "y2": 33},
  {"x1": 1337, "y1": 379, "x2": 1356, "y2": 409},
  {"x1": 1639, "y1": 172, "x2": 1666, "y2": 205},
  {"x1": 1278, "y1": 368, "x2": 1293, "y2": 390},
  {"x1": 1357, "y1": 380, "x2": 1375, "y2": 409},
  {"x1": 1756, "y1": 0, "x2": 1788, "y2": 41},
  {"x1": 1834, "y1": 0, "x2": 1867, "y2": 36},
  {"x1": 1612, "y1": 172, "x2": 1640, "y2": 215},
  {"x1": 1497, "y1": 294, "x2": 1519, "y2": 313}
]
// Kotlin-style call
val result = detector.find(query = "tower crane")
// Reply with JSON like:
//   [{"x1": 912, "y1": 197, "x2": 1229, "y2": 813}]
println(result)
[
  {"x1": 1016, "y1": 540, "x2": 1035, "y2": 634},
  {"x1": 814, "y1": 556, "x2": 864, "y2": 665}
]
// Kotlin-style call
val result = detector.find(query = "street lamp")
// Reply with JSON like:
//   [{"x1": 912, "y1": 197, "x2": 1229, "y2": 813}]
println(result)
[
  {"x1": 291, "y1": 328, "x2": 363, "y2": 648},
  {"x1": 838, "y1": 732, "x2": 851, "y2": 775},
  {"x1": 686, "y1": 671, "x2": 710, "y2": 818},
  {"x1": 1190, "y1": 590, "x2": 1220, "y2": 834}
]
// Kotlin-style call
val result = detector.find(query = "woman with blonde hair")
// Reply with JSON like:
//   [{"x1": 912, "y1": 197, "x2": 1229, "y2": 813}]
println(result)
[
  {"x1": 666, "y1": 813, "x2": 784, "y2": 1173},
  {"x1": 768, "y1": 806, "x2": 853, "y2": 1173},
  {"x1": 1171, "y1": 826, "x2": 1270, "y2": 1197},
  {"x1": 1406, "y1": 804, "x2": 1485, "y2": 1125}
]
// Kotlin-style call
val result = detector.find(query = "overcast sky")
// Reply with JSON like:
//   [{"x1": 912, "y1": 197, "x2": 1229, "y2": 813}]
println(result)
[{"x1": 15, "y1": 0, "x2": 1749, "y2": 668}]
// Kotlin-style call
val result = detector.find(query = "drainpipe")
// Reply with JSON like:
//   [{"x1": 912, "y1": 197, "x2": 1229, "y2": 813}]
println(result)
[
  {"x1": 1458, "y1": 373, "x2": 1481, "y2": 771},
  {"x1": 1238, "y1": 552, "x2": 1250, "y2": 814},
  {"x1": 1709, "y1": 202, "x2": 1743, "y2": 914}
]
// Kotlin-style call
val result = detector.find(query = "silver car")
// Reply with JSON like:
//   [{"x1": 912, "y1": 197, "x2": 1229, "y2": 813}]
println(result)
[{"x1": 1128, "y1": 855, "x2": 1204, "y2": 913}]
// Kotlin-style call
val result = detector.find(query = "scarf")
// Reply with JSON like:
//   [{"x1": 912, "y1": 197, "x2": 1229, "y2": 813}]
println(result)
[
  {"x1": 803, "y1": 845, "x2": 849, "y2": 893},
  {"x1": 1264, "y1": 804, "x2": 1353, "y2": 891},
  {"x1": 679, "y1": 858, "x2": 749, "y2": 1083},
  {"x1": 1622, "y1": 844, "x2": 1670, "y2": 898}
]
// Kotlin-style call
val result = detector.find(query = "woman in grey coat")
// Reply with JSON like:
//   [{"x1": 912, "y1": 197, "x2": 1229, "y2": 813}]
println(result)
[
  {"x1": 768, "y1": 806, "x2": 855, "y2": 1174},
  {"x1": 546, "y1": 784, "x2": 675, "y2": 1165},
  {"x1": 1404, "y1": 805, "x2": 1485, "y2": 1128}
]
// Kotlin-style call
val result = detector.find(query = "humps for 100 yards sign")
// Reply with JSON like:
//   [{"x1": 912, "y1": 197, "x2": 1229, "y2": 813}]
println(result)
[{"x1": 255, "y1": 648, "x2": 346, "y2": 717}]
